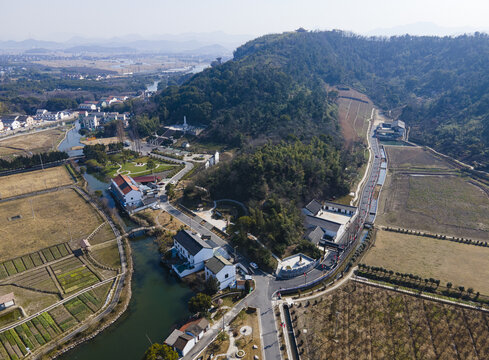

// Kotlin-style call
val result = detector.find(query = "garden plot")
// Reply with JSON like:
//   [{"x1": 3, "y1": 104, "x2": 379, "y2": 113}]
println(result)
[
  {"x1": 52, "y1": 258, "x2": 99, "y2": 294},
  {"x1": 49, "y1": 305, "x2": 78, "y2": 331},
  {"x1": 0, "y1": 189, "x2": 105, "y2": 262},
  {"x1": 63, "y1": 297, "x2": 94, "y2": 322},
  {"x1": 293, "y1": 281, "x2": 489, "y2": 360},
  {"x1": 9, "y1": 268, "x2": 59, "y2": 294}
]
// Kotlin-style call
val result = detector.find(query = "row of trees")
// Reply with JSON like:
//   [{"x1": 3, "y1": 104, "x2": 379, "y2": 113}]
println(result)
[{"x1": 0, "y1": 150, "x2": 68, "y2": 172}]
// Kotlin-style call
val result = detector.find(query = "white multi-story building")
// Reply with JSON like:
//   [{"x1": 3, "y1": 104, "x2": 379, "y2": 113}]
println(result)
[
  {"x1": 204, "y1": 255, "x2": 236, "y2": 290},
  {"x1": 110, "y1": 174, "x2": 142, "y2": 208},
  {"x1": 172, "y1": 230, "x2": 215, "y2": 278}
]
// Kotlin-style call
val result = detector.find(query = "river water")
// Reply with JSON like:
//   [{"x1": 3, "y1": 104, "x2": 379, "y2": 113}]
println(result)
[
  {"x1": 58, "y1": 172, "x2": 193, "y2": 359},
  {"x1": 58, "y1": 121, "x2": 84, "y2": 157}
]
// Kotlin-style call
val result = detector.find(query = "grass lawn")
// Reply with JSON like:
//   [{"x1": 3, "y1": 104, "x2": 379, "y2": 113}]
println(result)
[
  {"x1": 91, "y1": 241, "x2": 121, "y2": 269},
  {"x1": 0, "y1": 188, "x2": 105, "y2": 262},
  {"x1": 386, "y1": 146, "x2": 452, "y2": 171},
  {"x1": 0, "y1": 308, "x2": 23, "y2": 328},
  {"x1": 104, "y1": 156, "x2": 177, "y2": 178},
  {"x1": 229, "y1": 308, "x2": 262, "y2": 360},
  {"x1": 0, "y1": 166, "x2": 73, "y2": 199},
  {"x1": 363, "y1": 230, "x2": 489, "y2": 295}
]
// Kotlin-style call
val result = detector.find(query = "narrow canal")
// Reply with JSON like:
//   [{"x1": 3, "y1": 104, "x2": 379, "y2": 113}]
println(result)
[{"x1": 58, "y1": 169, "x2": 194, "y2": 359}]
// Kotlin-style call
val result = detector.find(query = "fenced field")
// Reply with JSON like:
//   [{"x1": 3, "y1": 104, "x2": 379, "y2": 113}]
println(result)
[{"x1": 293, "y1": 281, "x2": 489, "y2": 360}]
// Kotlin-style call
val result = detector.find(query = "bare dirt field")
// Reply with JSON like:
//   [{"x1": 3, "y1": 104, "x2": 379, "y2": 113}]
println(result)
[
  {"x1": 0, "y1": 188, "x2": 105, "y2": 261},
  {"x1": 80, "y1": 137, "x2": 120, "y2": 146},
  {"x1": 377, "y1": 174, "x2": 489, "y2": 240},
  {"x1": 294, "y1": 281, "x2": 489, "y2": 359},
  {"x1": 386, "y1": 146, "x2": 453, "y2": 171},
  {"x1": 0, "y1": 128, "x2": 67, "y2": 157},
  {"x1": 0, "y1": 285, "x2": 59, "y2": 315},
  {"x1": 0, "y1": 166, "x2": 73, "y2": 199},
  {"x1": 363, "y1": 230, "x2": 489, "y2": 294}
]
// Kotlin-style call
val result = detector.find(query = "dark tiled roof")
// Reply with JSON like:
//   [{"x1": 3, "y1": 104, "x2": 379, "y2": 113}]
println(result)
[
  {"x1": 164, "y1": 329, "x2": 184, "y2": 346},
  {"x1": 180, "y1": 317, "x2": 209, "y2": 334},
  {"x1": 173, "y1": 333, "x2": 193, "y2": 352},
  {"x1": 305, "y1": 199, "x2": 322, "y2": 215},
  {"x1": 304, "y1": 215, "x2": 341, "y2": 233},
  {"x1": 305, "y1": 226, "x2": 325, "y2": 245},
  {"x1": 174, "y1": 230, "x2": 211, "y2": 256},
  {"x1": 205, "y1": 255, "x2": 231, "y2": 275}
]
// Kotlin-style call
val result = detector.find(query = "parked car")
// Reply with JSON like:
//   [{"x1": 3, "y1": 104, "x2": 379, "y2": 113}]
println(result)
[{"x1": 250, "y1": 262, "x2": 258, "y2": 270}]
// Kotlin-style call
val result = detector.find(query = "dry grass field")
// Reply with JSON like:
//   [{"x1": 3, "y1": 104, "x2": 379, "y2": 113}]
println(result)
[
  {"x1": 386, "y1": 146, "x2": 452, "y2": 171},
  {"x1": 0, "y1": 285, "x2": 59, "y2": 315},
  {"x1": 378, "y1": 174, "x2": 489, "y2": 240},
  {"x1": 0, "y1": 166, "x2": 73, "y2": 199},
  {"x1": 363, "y1": 230, "x2": 489, "y2": 294},
  {"x1": 294, "y1": 282, "x2": 489, "y2": 360},
  {"x1": 80, "y1": 136, "x2": 120, "y2": 146},
  {"x1": 0, "y1": 128, "x2": 67, "y2": 157},
  {"x1": 0, "y1": 188, "x2": 104, "y2": 261},
  {"x1": 377, "y1": 146, "x2": 489, "y2": 240}
]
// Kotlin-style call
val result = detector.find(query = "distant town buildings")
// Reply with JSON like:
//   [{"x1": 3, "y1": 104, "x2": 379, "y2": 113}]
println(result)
[{"x1": 79, "y1": 111, "x2": 129, "y2": 130}]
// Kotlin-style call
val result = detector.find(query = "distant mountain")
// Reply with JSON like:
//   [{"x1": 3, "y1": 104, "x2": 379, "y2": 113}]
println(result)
[
  {"x1": 368, "y1": 22, "x2": 487, "y2": 37},
  {"x1": 0, "y1": 32, "x2": 254, "y2": 55}
]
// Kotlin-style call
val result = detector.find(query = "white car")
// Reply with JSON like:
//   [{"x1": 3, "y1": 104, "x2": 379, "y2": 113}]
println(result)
[{"x1": 250, "y1": 262, "x2": 258, "y2": 270}]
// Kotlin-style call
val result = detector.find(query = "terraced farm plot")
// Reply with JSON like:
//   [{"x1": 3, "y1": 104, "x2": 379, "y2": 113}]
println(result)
[
  {"x1": 52, "y1": 258, "x2": 99, "y2": 294},
  {"x1": 294, "y1": 282, "x2": 489, "y2": 360},
  {"x1": 0, "y1": 188, "x2": 105, "y2": 262},
  {"x1": 0, "y1": 166, "x2": 73, "y2": 199},
  {"x1": 0, "y1": 309, "x2": 23, "y2": 328},
  {"x1": 49, "y1": 305, "x2": 78, "y2": 332},
  {"x1": 64, "y1": 297, "x2": 94, "y2": 322},
  {"x1": 386, "y1": 146, "x2": 452, "y2": 171},
  {"x1": 0, "y1": 128, "x2": 67, "y2": 158},
  {"x1": 0, "y1": 285, "x2": 59, "y2": 316},
  {"x1": 337, "y1": 97, "x2": 373, "y2": 148},
  {"x1": 10, "y1": 268, "x2": 59, "y2": 294},
  {"x1": 90, "y1": 242, "x2": 121, "y2": 269},
  {"x1": 86, "y1": 223, "x2": 115, "y2": 246}
]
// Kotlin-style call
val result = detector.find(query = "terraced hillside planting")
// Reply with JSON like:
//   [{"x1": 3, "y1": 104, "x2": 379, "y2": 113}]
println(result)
[
  {"x1": 0, "y1": 166, "x2": 73, "y2": 199},
  {"x1": 337, "y1": 89, "x2": 373, "y2": 147},
  {"x1": 294, "y1": 282, "x2": 489, "y2": 360},
  {"x1": 0, "y1": 188, "x2": 105, "y2": 261}
]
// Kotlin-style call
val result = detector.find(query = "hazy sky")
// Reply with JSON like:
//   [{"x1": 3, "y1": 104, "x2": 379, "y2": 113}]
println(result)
[{"x1": 1, "y1": 0, "x2": 488, "y2": 41}]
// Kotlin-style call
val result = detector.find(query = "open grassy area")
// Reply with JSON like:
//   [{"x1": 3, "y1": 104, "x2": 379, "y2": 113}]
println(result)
[
  {"x1": 363, "y1": 230, "x2": 489, "y2": 295},
  {"x1": 0, "y1": 188, "x2": 105, "y2": 262},
  {"x1": 0, "y1": 128, "x2": 68, "y2": 158},
  {"x1": 294, "y1": 281, "x2": 489, "y2": 359},
  {"x1": 91, "y1": 242, "x2": 121, "y2": 269},
  {"x1": 0, "y1": 308, "x2": 23, "y2": 328},
  {"x1": 104, "y1": 155, "x2": 177, "y2": 178},
  {"x1": 0, "y1": 285, "x2": 59, "y2": 315},
  {"x1": 386, "y1": 146, "x2": 453, "y2": 171},
  {"x1": 377, "y1": 174, "x2": 489, "y2": 240},
  {"x1": 0, "y1": 166, "x2": 73, "y2": 199}
]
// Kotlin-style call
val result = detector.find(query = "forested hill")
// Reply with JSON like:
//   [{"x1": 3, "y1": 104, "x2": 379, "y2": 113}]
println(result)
[
  {"x1": 150, "y1": 30, "x2": 489, "y2": 167},
  {"x1": 233, "y1": 31, "x2": 489, "y2": 167}
]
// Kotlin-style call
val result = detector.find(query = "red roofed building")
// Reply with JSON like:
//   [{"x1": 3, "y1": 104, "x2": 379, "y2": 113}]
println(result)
[
  {"x1": 110, "y1": 174, "x2": 142, "y2": 207},
  {"x1": 132, "y1": 175, "x2": 161, "y2": 184}
]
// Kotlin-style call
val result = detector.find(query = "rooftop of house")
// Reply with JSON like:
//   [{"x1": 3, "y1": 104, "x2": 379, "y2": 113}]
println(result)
[
  {"x1": 112, "y1": 174, "x2": 139, "y2": 195},
  {"x1": 304, "y1": 214, "x2": 342, "y2": 233},
  {"x1": 305, "y1": 226, "x2": 325, "y2": 245},
  {"x1": 0, "y1": 292, "x2": 15, "y2": 304},
  {"x1": 173, "y1": 333, "x2": 194, "y2": 352},
  {"x1": 205, "y1": 255, "x2": 232, "y2": 275},
  {"x1": 304, "y1": 199, "x2": 322, "y2": 216},
  {"x1": 164, "y1": 329, "x2": 184, "y2": 347},
  {"x1": 179, "y1": 317, "x2": 209, "y2": 335},
  {"x1": 174, "y1": 230, "x2": 212, "y2": 256}
]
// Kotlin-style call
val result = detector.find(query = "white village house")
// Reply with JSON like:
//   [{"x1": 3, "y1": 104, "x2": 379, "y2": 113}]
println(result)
[
  {"x1": 110, "y1": 174, "x2": 142, "y2": 208},
  {"x1": 172, "y1": 230, "x2": 215, "y2": 278},
  {"x1": 164, "y1": 317, "x2": 210, "y2": 357},
  {"x1": 204, "y1": 151, "x2": 219, "y2": 169},
  {"x1": 204, "y1": 255, "x2": 236, "y2": 290}
]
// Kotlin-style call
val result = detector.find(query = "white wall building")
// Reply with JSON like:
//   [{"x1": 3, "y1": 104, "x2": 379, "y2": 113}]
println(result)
[
  {"x1": 110, "y1": 174, "x2": 142, "y2": 208},
  {"x1": 0, "y1": 293, "x2": 15, "y2": 311},
  {"x1": 82, "y1": 115, "x2": 100, "y2": 130},
  {"x1": 204, "y1": 255, "x2": 236, "y2": 290},
  {"x1": 205, "y1": 151, "x2": 220, "y2": 169},
  {"x1": 172, "y1": 230, "x2": 215, "y2": 278}
]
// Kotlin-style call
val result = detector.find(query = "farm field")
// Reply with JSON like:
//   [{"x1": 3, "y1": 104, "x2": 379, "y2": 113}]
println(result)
[
  {"x1": 293, "y1": 281, "x2": 489, "y2": 360},
  {"x1": 0, "y1": 285, "x2": 59, "y2": 315},
  {"x1": 0, "y1": 166, "x2": 73, "y2": 199},
  {"x1": 0, "y1": 188, "x2": 105, "y2": 261},
  {"x1": 337, "y1": 94, "x2": 373, "y2": 148},
  {"x1": 90, "y1": 242, "x2": 121, "y2": 269},
  {"x1": 363, "y1": 230, "x2": 489, "y2": 295},
  {"x1": 51, "y1": 257, "x2": 99, "y2": 294},
  {"x1": 0, "y1": 128, "x2": 67, "y2": 157},
  {"x1": 377, "y1": 146, "x2": 489, "y2": 240}
]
